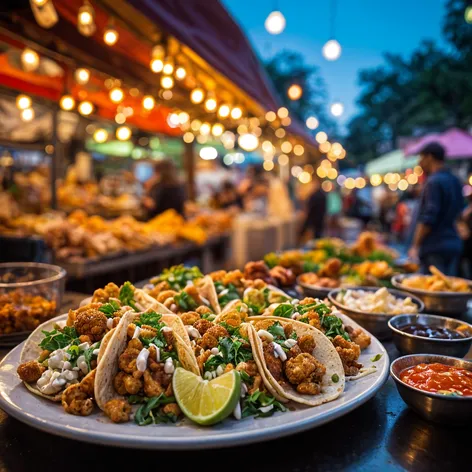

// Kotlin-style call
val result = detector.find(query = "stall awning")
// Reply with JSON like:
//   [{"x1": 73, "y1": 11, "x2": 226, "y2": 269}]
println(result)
[{"x1": 365, "y1": 150, "x2": 418, "y2": 176}]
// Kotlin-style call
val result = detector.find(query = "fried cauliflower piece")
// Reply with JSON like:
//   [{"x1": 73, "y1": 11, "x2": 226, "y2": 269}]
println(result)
[
  {"x1": 143, "y1": 367, "x2": 171, "y2": 397},
  {"x1": 236, "y1": 360, "x2": 258, "y2": 377},
  {"x1": 80, "y1": 369, "x2": 96, "y2": 397},
  {"x1": 118, "y1": 341, "x2": 142, "y2": 374},
  {"x1": 296, "y1": 382, "x2": 321, "y2": 395},
  {"x1": 285, "y1": 353, "x2": 326, "y2": 386},
  {"x1": 180, "y1": 311, "x2": 200, "y2": 326},
  {"x1": 262, "y1": 342, "x2": 283, "y2": 382},
  {"x1": 104, "y1": 398, "x2": 131, "y2": 423},
  {"x1": 298, "y1": 335, "x2": 316, "y2": 354},
  {"x1": 163, "y1": 403, "x2": 181, "y2": 418},
  {"x1": 332, "y1": 335, "x2": 362, "y2": 376},
  {"x1": 62, "y1": 384, "x2": 94, "y2": 416},
  {"x1": 156, "y1": 290, "x2": 178, "y2": 304},
  {"x1": 196, "y1": 305, "x2": 213, "y2": 316},
  {"x1": 17, "y1": 360, "x2": 45, "y2": 383},
  {"x1": 345, "y1": 326, "x2": 371, "y2": 350},
  {"x1": 199, "y1": 325, "x2": 229, "y2": 349},
  {"x1": 73, "y1": 306, "x2": 107, "y2": 342},
  {"x1": 194, "y1": 319, "x2": 213, "y2": 336},
  {"x1": 319, "y1": 258, "x2": 342, "y2": 278},
  {"x1": 91, "y1": 283, "x2": 120, "y2": 303},
  {"x1": 147, "y1": 281, "x2": 171, "y2": 299},
  {"x1": 113, "y1": 371, "x2": 128, "y2": 395}
]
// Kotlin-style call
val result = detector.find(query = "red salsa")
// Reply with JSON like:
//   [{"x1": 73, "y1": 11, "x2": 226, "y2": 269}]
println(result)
[{"x1": 400, "y1": 362, "x2": 472, "y2": 397}]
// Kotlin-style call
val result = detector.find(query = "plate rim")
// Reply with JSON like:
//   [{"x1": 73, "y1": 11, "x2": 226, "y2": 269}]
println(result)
[{"x1": 0, "y1": 319, "x2": 390, "y2": 450}]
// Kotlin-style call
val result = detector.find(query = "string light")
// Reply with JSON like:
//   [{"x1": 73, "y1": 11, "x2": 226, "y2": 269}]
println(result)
[
  {"x1": 93, "y1": 129, "x2": 108, "y2": 143},
  {"x1": 230, "y1": 106, "x2": 243, "y2": 120},
  {"x1": 167, "y1": 113, "x2": 180, "y2": 128},
  {"x1": 322, "y1": 39, "x2": 342, "y2": 61},
  {"x1": 178, "y1": 111, "x2": 190, "y2": 124},
  {"x1": 407, "y1": 173, "x2": 418, "y2": 185},
  {"x1": 77, "y1": 1, "x2": 96, "y2": 37},
  {"x1": 103, "y1": 26, "x2": 119, "y2": 46},
  {"x1": 16, "y1": 95, "x2": 32, "y2": 110},
  {"x1": 211, "y1": 123, "x2": 224, "y2": 137},
  {"x1": 306, "y1": 116, "x2": 319, "y2": 130},
  {"x1": 218, "y1": 104, "x2": 230, "y2": 118},
  {"x1": 21, "y1": 108, "x2": 34, "y2": 122},
  {"x1": 142, "y1": 95, "x2": 155, "y2": 111},
  {"x1": 21, "y1": 48, "x2": 40, "y2": 72},
  {"x1": 116, "y1": 126, "x2": 131, "y2": 141},
  {"x1": 317, "y1": 167, "x2": 327, "y2": 178},
  {"x1": 190, "y1": 88, "x2": 205, "y2": 104},
  {"x1": 293, "y1": 144, "x2": 304, "y2": 156},
  {"x1": 319, "y1": 141, "x2": 331, "y2": 153},
  {"x1": 414, "y1": 166, "x2": 423, "y2": 176},
  {"x1": 291, "y1": 166, "x2": 302, "y2": 177},
  {"x1": 370, "y1": 174, "x2": 383, "y2": 186},
  {"x1": 60, "y1": 95, "x2": 75, "y2": 111},
  {"x1": 275, "y1": 128, "x2": 286, "y2": 138},
  {"x1": 262, "y1": 140, "x2": 273, "y2": 153},
  {"x1": 204, "y1": 97, "x2": 218, "y2": 112},
  {"x1": 200, "y1": 147, "x2": 218, "y2": 160},
  {"x1": 265, "y1": 111, "x2": 276, "y2": 122},
  {"x1": 183, "y1": 132, "x2": 195, "y2": 143},
  {"x1": 161, "y1": 76, "x2": 174, "y2": 89},
  {"x1": 316, "y1": 131, "x2": 328, "y2": 143},
  {"x1": 150, "y1": 58, "x2": 164, "y2": 73},
  {"x1": 78, "y1": 101, "x2": 93, "y2": 116},
  {"x1": 281, "y1": 141, "x2": 292, "y2": 153},
  {"x1": 298, "y1": 171, "x2": 312, "y2": 184},
  {"x1": 327, "y1": 168, "x2": 338, "y2": 180},
  {"x1": 109, "y1": 87, "x2": 124, "y2": 103},
  {"x1": 265, "y1": 10, "x2": 286, "y2": 35},
  {"x1": 238, "y1": 133, "x2": 259, "y2": 151},
  {"x1": 278, "y1": 154, "x2": 289, "y2": 166},
  {"x1": 199, "y1": 123, "x2": 211, "y2": 135},
  {"x1": 398, "y1": 179, "x2": 409, "y2": 191},
  {"x1": 263, "y1": 160, "x2": 275, "y2": 171},
  {"x1": 330, "y1": 102, "x2": 344, "y2": 117},
  {"x1": 163, "y1": 57, "x2": 174, "y2": 75},
  {"x1": 355, "y1": 177, "x2": 366, "y2": 189},
  {"x1": 175, "y1": 66, "x2": 187, "y2": 80},
  {"x1": 322, "y1": 181, "x2": 333, "y2": 192},
  {"x1": 191, "y1": 119, "x2": 202, "y2": 131},
  {"x1": 277, "y1": 107, "x2": 289, "y2": 119},
  {"x1": 288, "y1": 84, "x2": 303, "y2": 100},
  {"x1": 32, "y1": 0, "x2": 48, "y2": 5},
  {"x1": 75, "y1": 68, "x2": 90, "y2": 85}
]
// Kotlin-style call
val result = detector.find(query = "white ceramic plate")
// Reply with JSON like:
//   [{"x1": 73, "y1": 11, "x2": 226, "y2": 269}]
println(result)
[{"x1": 0, "y1": 314, "x2": 389, "y2": 450}]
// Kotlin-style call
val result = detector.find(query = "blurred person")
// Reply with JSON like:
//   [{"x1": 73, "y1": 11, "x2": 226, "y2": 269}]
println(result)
[
  {"x1": 347, "y1": 188, "x2": 373, "y2": 229},
  {"x1": 408, "y1": 142, "x2": 464, "y2": 275},
  {"x1": 326, "y1": 188, "x2": 342, "y2": 237},
  {"x1": 459, "y1": 193, "x2": 472, "y2": 279},
  {"x1": 392, "y1": 191, "x2": 418, "y2": 243},
  {"x1": 142, "y1": 159, "x2": 185, "y2": 218},
  {"x1": 299, "y1": 179, "x2": 327, "y2": 241},
  {"x1": 240, "y1": 164, "x2": 269, "y2": 213},
  {"x1": 213, "y1": 180, "x2": 243, "y2": 209}
]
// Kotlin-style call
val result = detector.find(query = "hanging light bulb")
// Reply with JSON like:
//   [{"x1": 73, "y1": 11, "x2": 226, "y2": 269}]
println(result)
[
  {"x1": 142, "y1": 95, "x2": 155, "y2": 111},
  {"x1": 16, "y1": 95, "x2": 32, "y2": 110},
  {"x1": 211, "y1": 123, "x2": 224, "y2": 137},
  {"x1": 167, "y1": 113, "x2": 180, "y2": 128},
  {"x1": 77, "y1": 1, "x2": 96, "y2": 37},
  {"x1": 330, "y1": 102, "x2": 344, "y2": 117},
  {"x1": 78, "y1": 101, "x2": 93, "y2": 116},
  {"x1": 60, "y1": 95, "x2": 75, "y2": 111},
  {"x1": 21, "y1": 108, "x2": 34, "y2": 122},
  {"x1": 204, "y1": 96, "x2": 217, "y2": 112},
  {"x1": 21, "y1": 48, "x2": 40, "y2": 72},
  {"x1": 306, "y1": 116, "x2": 319, "y2": 130},
  {"x1": 161, "y1": 76, "x2": 174, "y2": 89},
  {"x1": 287, "y1": 84, "x2": 302, "y2": 100},
  {"x1": 163, "y1": 57, "x2": 174, "y2": 75},
  {"x1": 150, "y1": 58, "x2": 164, "y2": 73},
  {"x1": 190, "y1": 88, "x2": 205, "y2": 104},
  {"x1": 103, "y1": 26, "x2": 119, "y2": 46},
  {"x1": 230, "y1": 106, "x2": 243, "y2": 120},
  {"x1": 199, "y1": 122, "x2": 211, "y2": 136},
  {"x1": 238, "y1": 133, "x2": 259, "y2": 152},
  {"x1": 75, "y1": 68, "x2": 90, "y2": 85},
  {"x1": 218, "y1": 104, "x2": 230, "y2": 118},
  {"x1": 109, "y1": 87, "x2": 124, "y2": 103},
  {"x1": 175, "y1": 66, "x2": 187, "y2": 80},
  {"x1": 93, "y1": 128, "x2": 108, "y2": 143},
  {"x1": 265, "y1": 11, "x2": 286, "y2": 35},
  {"x1": 322, "y1": 39, "x2": 342, "y2": 61},
  {"x1": 116, "y1": 126, "x2": 131, "y2": 141},
  {"x1": 178, "y1": 111, "x2": 190, "y2": 124},
  {"x1": 32, "y1": 0, "x2": 48, "y2": 5}
]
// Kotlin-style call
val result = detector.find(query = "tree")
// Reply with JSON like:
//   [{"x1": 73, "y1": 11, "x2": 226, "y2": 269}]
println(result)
[{"x1": 264, "y1": 51, "x2": 338, "y2": 136}]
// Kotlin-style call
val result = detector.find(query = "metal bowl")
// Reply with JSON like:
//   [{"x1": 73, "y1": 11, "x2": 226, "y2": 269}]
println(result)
[
  {"x1": 392, "y1": 274, "x2": 472, "y2": 316},
  {"x1": 328, "y1": 287, "x2": 424, "y2": 340},
  {"x1": 297, "y1": 276, "x2": 338, "y2": 300},
  {"x1": 391, "y1": 354, "x2": 472, "y2": 424},
  {"x1": 388, "y1": 314, "x2": 472, "y2": 357}
]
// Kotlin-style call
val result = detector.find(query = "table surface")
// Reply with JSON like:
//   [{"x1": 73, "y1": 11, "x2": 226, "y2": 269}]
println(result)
[{"x1": 1, "y1": 295, "x2": 470, "y2": 471}]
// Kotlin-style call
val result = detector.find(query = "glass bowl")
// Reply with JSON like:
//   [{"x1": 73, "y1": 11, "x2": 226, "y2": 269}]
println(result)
[{"x1": 0, "y1": 263, "x2": 66, "y2": 343}]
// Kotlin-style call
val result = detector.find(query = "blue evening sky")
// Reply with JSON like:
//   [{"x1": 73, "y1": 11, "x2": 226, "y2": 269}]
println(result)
[{"x1": 222, "y1": 0, "x2": 448, "y2": 128}]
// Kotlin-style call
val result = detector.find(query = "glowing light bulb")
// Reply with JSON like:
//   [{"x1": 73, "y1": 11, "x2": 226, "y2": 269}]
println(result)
[
  {"x1": 60, "y1": 95, "x2": 75, "y2": 111},
  {"x1": 230, "y1": 106, "x2": 242, "y2": 120},
  {"x1": 78, "y1": 101, "x2": 93, "y2": 116},
  {"x1": 263, "y1": 160, "x2": 274, "y2": 171},
  {"x1": 103, "y1": 27, "x2": 119, "y2": 46},
  {"x1": 218, "y1": 104, "x2": 230, "y2": 118},
  {"x1": 150, "y1": 58, "x2": 163, "y2": 73},
  {"x1": 322, "y1": 39, "x2": 342, "y2": 61},
  {"x1": 175, "y1": 67, "x2": 187, "y2": 80},
  {"x1": 77, "y1": 2, "x2": 96, "y2": 37},
  {"x1": 316, "y1": 131, "x2": 328, "y2": 143},
  {"x1": 109, "y1": 87, "x2": 124, "y2": 103},
  {"x1": 238, "y1": 133, "x2": 259, "y2": 152},
  {"x1": 16, "y1": 95, "x2": 32, "y2": 110},
  {"x1": 167, "y1": 113, "x2": 180, "y2": 128},
  {"x1": 21, "y1": 108, "x2": 34, "y2": 121},
  {"x1": 204, "y1": 97, "x2": 217, "y2": 112},
  {"x1": 21, "y1": 48, "x2": 39, "y2": 72},
  {"x1": 330, "y1": 102, "x2": 344, "y2": 117},
  {"x1": 306, "y1": 116, "x2": 319, "y2": 130},
  {"x1": 32, "y1": 0, "x2": 48, "y2": 6},
  {"x1": 200, "y1": 123, "x2": 211, "y2": 135},
  {"x1": 281, "y1": 141, "x2": 292, "y2": 153},
  {"x1": 212, "y1": 123, "x2": 224, "y2": 137},
  {"x1": 116, "y1": 126, "x2": 131, "y2": 141},
  {"x1": 161, "y1": 76, "x2": 174, "y2": 89},
  {"x1": 142, "y1": 95, "x2": 155, "y2": 111},
  {"x1": 183, "y1": 132, "x2": 195, "y2": 143},
  {"x1": 190, "y1": 88, "x2": 205, "y2": 104},
  {"x1": 178, "y1": 111, "x2": 189, "y2": 124},
  {"x1": 75, "y1": 68, "x2": 90, "y2": 85},
  {"x1": 265, "y1": 11, "x2": 286, "y2": 35},
  {"x1": 293, "y1": 144, "x2": 304, "y2": 156},
  {"x1": 288, "y1": 84, "x2": 302, "y2": 100},
  {"x1": 277, "y1": 107, "x2": 289, "y2": 119},
  {"x1": 298, "y1": 171, "x2": 312, "y2": 184},
  {"x1": 163, "y1": 58, "x2": 174, "y2": 75},
  {"x1": 94, "y1": 128, "x2": 108, "y2": 143},
  {"x1": 265, "y1": 111, "x2": 276, "y2": 122},
  {"x1": 199, "y1": 147, "x2": 218, "y2": 160}
]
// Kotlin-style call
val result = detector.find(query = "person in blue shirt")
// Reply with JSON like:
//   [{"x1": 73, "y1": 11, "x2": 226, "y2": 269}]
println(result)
[{"x1": 408, "y1": 142, "x2": 465, "y2": 275}]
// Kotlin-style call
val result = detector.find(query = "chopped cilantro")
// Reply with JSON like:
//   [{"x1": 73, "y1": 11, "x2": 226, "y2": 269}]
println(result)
[
  {"x1": 267, "y1": 322, "x2": 286, "y2": 340},
  {"x1": 218, "y1": 336, "x2": 253, "y2": 366},
  {"x1": 99, "y1": 300, "x2": 121, "y2": 317},
  {"x1": 134, "y1": 394, "x2": 177, "y2": 426},
  {"x1": 240, "y1": 370, "x2": 254, "y2": 385},
  {"x1": 273, "y1": 304, "x2": 295, "y2": 318},
  {"x1": 135, "y1": 311, "x2": 162, "y2": 328},
  {"x1": 119, "y1": 282, "x2": 138, "y2": 311},
  {"x1": 39, "y1": 326, "x2": 79, "y2": 352},
  {"x1": 216, "y1": 282, "x2": 241, "y2": 307},
  {"x1": 84, "y1": 342, "x2": 99, "y2": 371},
  {"x1": 174, "y1": 291, "x2": 198, "y2": 311},
  {"x1": 154, "y1": 265, "x2": 203, "y2": 291},
  {"x1": 242, "y1": 390, "x2": 287, "y2": 418},
  {"x1": 370, "y1": 354, "x2": 382, "y2": 362}
]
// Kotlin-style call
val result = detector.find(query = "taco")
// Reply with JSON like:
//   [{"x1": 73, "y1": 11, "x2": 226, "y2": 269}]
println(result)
[
  {"x1": 247, "y1": 317, "x2": 345, "y2": 406},
  {"x1": 94, "y1": 309, "x2": 199, "y2": 424},
  {"x1": 17, "y1": 301, "x2": 127, "y2": 405},
  {"x1": 263, "y1": 297, "x2": 372, "y2": 378}
]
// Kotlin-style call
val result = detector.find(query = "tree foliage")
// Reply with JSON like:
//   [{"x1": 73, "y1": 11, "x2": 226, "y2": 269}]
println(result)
[{"x1": 345, "y1": 0, "x2": 472, "y2": 164}]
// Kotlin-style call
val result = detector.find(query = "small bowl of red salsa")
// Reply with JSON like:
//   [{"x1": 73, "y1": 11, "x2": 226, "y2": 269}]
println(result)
[
  {"x1": 388, "y1": 314, "x2": 472, "y2": 357},
  {"x1": 391, "y1": 354, "x2": 472, "y2": 424}
]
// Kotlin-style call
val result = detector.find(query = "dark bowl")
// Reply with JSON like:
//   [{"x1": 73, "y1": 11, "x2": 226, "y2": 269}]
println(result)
[
  {"x1": 391, "y1": 354, "x2": 472, "y2": 424},
  {"x1": 328, "y1": 287, "x2": 424, "y2": 340},
  {"x1": 297, "y1": 276, "x2": 336, "y2": 300},
  {"x1": 389, "y1": 314, "x2": 472, "y2": 357}
]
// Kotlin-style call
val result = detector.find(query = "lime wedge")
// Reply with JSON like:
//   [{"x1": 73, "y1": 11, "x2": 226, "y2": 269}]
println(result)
[{"x1": 173, "y1": 367, "x2": 241, "y2": 426}]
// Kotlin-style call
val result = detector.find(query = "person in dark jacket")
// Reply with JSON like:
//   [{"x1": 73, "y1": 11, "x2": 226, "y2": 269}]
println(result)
[
  {"x1": 143, "y1": 159, "x2": 186, "y2": 218},
  {"x1": 299, "y1": 180, "x2": 327, "y2": 241},
  {"x1": 408, "y1": 142, "x2": 464, "y2": 275}
]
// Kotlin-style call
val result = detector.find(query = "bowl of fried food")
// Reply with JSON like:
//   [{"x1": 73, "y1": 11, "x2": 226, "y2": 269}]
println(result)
[
  {"x1": 297, "y1": 272, "x2": 341, "y2": 299},
  {"x1": 392, "y1": 266, "x2": 472, "y2": 316}
]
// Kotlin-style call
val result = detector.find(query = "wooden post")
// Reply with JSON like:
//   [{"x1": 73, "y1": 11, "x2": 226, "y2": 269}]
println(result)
[
  {"x1": 50, "y1": 105, "x2": 59, "y2": 210},
  {"x1": 184, "y1": 140, "x2": 196, "y2": 201}
]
